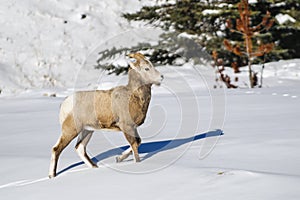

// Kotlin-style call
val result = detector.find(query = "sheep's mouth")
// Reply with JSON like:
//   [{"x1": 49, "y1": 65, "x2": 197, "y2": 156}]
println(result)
[{"x1": 154, "y1": 81, "x2": 161, "y2": 86}]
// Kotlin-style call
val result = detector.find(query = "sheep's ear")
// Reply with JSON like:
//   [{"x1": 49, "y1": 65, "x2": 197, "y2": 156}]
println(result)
[
  {"x1": 127, "y1": 53, "x2": 140, "y2": 70},
  {"x1": 129, "y1": 58, "x2": 137, "y2": 63}
]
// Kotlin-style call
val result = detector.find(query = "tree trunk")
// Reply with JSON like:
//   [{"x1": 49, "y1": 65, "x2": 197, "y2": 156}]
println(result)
[
  {"x1": 259, "y1": 55, "x2": 266, "y2": 88},
  {"x1": 259, "y1": 64, "x2": 264, "y2": 88},
  {"x1": 248, "y1": 59, "x2": 254, "y2": 88}
]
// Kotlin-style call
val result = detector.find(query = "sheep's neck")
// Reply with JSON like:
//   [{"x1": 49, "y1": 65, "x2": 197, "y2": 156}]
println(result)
[
  {"x1": 128, "y1": 85, "x2": 151, "y2": 126},
  {"x1": 127, "y1": 72, "x2": 152, "y2": 102},
  {"x1": 127, "y1": 69, "x2": 152, "y2": 126},
  {"x1": 127, "y1": 69, "x2": 149, "y2": 90}
]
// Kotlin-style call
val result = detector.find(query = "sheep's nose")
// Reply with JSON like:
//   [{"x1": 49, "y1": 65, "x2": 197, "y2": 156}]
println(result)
[{"x1": 161, "y1": 75, "x2": 164, "y2": 80}]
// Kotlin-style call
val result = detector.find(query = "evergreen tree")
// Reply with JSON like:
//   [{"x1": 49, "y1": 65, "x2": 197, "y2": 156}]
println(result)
[
  {"x1": 96, "y1": 0, "x2": 300, "y2": 75},
  {"x1": 122, "y1": 0, "x2": 300, "y2": 67}
]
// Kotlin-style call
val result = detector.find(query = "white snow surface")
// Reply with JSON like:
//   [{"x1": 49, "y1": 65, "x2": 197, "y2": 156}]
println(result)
[
  {"x1": 202, "y1": 9, "x2": 221, "y2": 15},
  {"x1": 0, "y1": 0, "x2": 158, "y2": 95},
  {"x1": 1, "y1": 61, "x2": 300, "y2": 199},
  {"x1": 1, "y1": 1, "x2": 300, "y2": 199},
  {"x1": 275, "y1": 13, "x2": 296, "y2": 25}
]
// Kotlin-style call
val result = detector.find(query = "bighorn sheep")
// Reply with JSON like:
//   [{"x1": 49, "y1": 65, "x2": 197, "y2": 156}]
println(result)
[{"x1": 49, "y1": 52, "x2": 163, "y2": 178}]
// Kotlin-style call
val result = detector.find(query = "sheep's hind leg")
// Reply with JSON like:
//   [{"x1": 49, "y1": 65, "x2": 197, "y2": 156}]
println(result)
[
  {"x1": 49, "y1": 128, "x2": 78, "y2": 178},
  {"x1": 75, "y1": 130, "x2": 98, "y2": 168}
]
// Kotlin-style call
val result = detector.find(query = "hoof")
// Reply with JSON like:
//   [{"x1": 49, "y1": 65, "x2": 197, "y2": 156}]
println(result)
[
  {"x1": 92, "y1": 164, "x2": 98, "y2": 168},
  {"x1": 116, "y1": 156, "x2": 121, "y2": 163},
  {"x1": 48, "y1": 174, "x2": 56, "y2": 179}
]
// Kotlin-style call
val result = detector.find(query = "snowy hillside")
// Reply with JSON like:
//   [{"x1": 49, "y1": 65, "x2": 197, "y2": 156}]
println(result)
[
  {"x1": 1, "y1": 0, "x2": 300, "y2": 200},
  {"x1": 0, "y1": 0, "x2": 157, "y2": 94}
]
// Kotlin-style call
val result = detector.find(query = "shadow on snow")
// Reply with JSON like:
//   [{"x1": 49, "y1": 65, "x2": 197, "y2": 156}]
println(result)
[{"x1": 57, "y1": 129, "x2": 223, "y2": 176}]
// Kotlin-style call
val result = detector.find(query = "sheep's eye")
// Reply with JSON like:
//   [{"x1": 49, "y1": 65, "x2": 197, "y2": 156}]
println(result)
[{"x1": 145, "y1": 68, "x2": 150, "y2": 71}]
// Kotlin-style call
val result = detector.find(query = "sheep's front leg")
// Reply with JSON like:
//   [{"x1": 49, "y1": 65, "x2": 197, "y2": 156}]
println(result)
[
  {"x1": 116, "y1": 146, "x2": 132, "y2": 163},
  {"x1": 117, "y1": 125, "x2": 141, "y2": 163}
]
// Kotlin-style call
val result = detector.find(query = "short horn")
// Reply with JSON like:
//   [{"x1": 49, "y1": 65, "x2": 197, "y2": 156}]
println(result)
[{"x1": 128, "y1": 52, "x2": 145, "y2": 61}]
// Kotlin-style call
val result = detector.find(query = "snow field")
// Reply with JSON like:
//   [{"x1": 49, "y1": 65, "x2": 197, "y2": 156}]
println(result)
[{"x1": 0, "y1": 0, "x2": 300, "y2": 199}]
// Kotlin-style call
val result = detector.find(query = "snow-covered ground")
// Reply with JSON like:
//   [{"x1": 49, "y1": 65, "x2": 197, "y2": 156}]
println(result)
[
  {"x1": 0, "y1": 63, "x2": 300, "y2": 199},
  {"x1": 1, "y1": 0, "x2": 300, "y2": 199}
]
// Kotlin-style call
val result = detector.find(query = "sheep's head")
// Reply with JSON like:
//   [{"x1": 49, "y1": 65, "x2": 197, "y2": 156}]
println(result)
[{"x1": 128, "y1": 52, "x2": 163, "y2": 86}]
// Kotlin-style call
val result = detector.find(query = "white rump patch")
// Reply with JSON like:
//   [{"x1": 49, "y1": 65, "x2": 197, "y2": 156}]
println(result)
[{"x1": 59, "y1": 95, "x2": 74, "y2": 124}]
